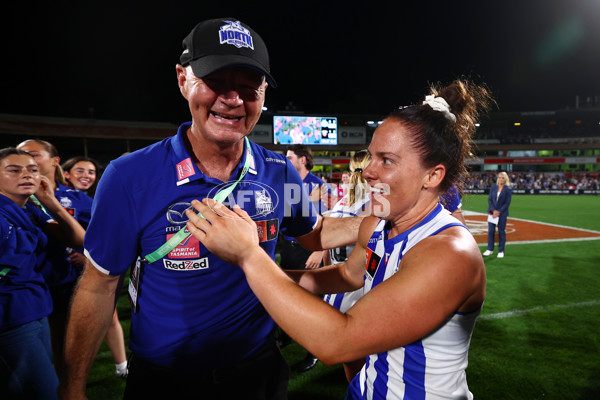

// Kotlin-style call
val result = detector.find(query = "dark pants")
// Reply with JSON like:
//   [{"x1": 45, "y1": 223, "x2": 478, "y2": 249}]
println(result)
[
  {"x1": 487, "y1": 215, "x2": 508, "y2": 252},
  {"x1": 279, "y1": 238, "x2": 313, "y2": 270},
  {"x1": 123, "y1": 341, "x2": 289, "y2": 400},
  {"x1": 0, "y1": 318, "x2": 58, "y2": 400}
]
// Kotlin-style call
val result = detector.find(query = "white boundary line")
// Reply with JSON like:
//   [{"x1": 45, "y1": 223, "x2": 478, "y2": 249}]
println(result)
[
  {"x1": 464, "y1": 209, "x2": 600, "y2": 246},
  {"x1": 507, "y1": 215, "x2": 600, "y2": 235},
  {"x1": 479, "y1": 300, "x2": 600, "y2": 320}
]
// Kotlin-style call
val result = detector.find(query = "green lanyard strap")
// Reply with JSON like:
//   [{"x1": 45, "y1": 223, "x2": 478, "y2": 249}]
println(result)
[
  {"x1": 0, "y1": 267, "x2": 10, "y2": 279},
  {"x1": 142, "y1": 137, "x2": 252, "y2": 264},
  {"x1": 29, "y1": 195, "x2": 52, "y2": 218}
]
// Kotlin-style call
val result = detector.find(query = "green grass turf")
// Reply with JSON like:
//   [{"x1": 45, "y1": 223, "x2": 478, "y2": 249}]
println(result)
[{"x1": 84, "y1": 195, "x2": 600, "y2": 399}]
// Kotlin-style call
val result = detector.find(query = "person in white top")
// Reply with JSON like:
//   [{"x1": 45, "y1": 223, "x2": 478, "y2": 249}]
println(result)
[{"x1": 187, "y1": 79, "x2": 493, "y2": 399}]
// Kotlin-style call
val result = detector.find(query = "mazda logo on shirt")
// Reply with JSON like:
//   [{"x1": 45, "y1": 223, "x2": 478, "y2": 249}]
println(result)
[{"x1": 166, "y1": 202, "x2": 193, "y2": 225}]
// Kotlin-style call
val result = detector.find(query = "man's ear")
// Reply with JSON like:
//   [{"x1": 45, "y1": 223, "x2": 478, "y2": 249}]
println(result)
[
  {"x1": 176, "y1": 64, "x2": 189, "y2": 100},
  {"x1": 423, "y1": 164, "x2": 445, "y2": 189}
]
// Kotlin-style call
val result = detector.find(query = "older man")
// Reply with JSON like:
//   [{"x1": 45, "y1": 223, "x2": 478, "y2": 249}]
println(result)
[{"x1": 60, "y1": 18, "x2": 360, "y2": 400}]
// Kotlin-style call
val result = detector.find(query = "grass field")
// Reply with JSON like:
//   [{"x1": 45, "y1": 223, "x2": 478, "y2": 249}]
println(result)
[{"x1": 86, "y1": 194, "x2": 600, "y2": 399}]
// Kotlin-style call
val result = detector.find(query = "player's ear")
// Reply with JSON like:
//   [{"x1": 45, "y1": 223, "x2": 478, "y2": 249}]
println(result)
[{"x1": 422, "y1": 164, "x2": 445, "y2": 189}]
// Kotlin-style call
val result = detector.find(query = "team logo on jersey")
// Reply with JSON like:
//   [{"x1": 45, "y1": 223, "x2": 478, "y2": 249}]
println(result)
[
  {"x1": 365, "y1": 248, "x2": 381, "y2": 280},
  {"x1": 166, "y1": 232, "x2": 200, "y2": 259},
  {"x1": 176, "y1": 158, "x2": 195, "y2": 182},
  {"x1": 163, "y1": 257, "x2": 209, "y2": 271},
  {"x1": 59, "y1": 196, "x2": 73, "y2": 208},
  {"x1": 207, "y1": 181, "x2": 280, "y2": 219},
  {"x1": 58, "y1": 197, "x2": 76, "y2": 217},
  {"x1": 219, "y1": 21, "x2": 254, "y2": 49},
  {"x1": 256, "y1": 218, "x2": 279, "y2": 242},
  {"x1": 255, "y1": 189, "x2": 274, "y2": 216}
]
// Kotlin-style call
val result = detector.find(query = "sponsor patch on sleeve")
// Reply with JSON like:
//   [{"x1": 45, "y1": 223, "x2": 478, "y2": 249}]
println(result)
[
  {"x1": 256, "y1": 218, "x2": 279, "y2": 242},
  {"x1": 365, "y1": 248, "x2": 381, "y2": 280}
]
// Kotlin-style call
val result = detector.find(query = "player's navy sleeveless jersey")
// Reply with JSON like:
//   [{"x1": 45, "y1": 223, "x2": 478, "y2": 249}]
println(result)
[
  {"x1": 346, "y1": 204, "x2": 480, "y2": 400},
  {"x1": 84, "y1": 122, "x2": 318, "y2": 369},
  {"x1": 0, "y1": 194, "x2": 53, "y2": 329}
]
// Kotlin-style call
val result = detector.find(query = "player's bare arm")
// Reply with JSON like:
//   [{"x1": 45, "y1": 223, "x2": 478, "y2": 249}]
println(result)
[
  {"x1": 187, "y1": 199, "x2": 485, "y2": 364},
  {"x1": 289, "y1": 216, "x2": 379, "y2": 294}
]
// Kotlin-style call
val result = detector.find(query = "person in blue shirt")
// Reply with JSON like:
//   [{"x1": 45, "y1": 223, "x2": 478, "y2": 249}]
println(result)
[
  {"x1": 282, "y1": 144, "x2": 329, "y2": 271},
  {"x1": 483, "y1": 171, "x2": 512, "y2": 258},
  {"x1": 62, "y1": 154, "x2": 129, "y2": 378},
  {"x1": 61, "y1": 156, "x2": 100, "y2": 198},
  {"x1": 60, "y1": 18, "x2": 360, "y2": 400},
  {"x1": 0, "y1": 147, "x2": 85, "y2": 400},
  {"x1": 17, "y1": 139, "x2": 96, "y2": 381},
  {"x1": 440, "y1": 183, "x2": 467, "y2": 224}
]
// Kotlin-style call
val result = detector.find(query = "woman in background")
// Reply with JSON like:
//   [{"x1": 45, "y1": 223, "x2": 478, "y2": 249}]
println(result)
[
  {"x1": 483, "y1": 171, "x2": 512, "y2": 258},
  {"x1": 62, "y1": 154, "x2": 129, "y2": 378},
  {"x1": 62, "y1": 156, "x2": 101, "y2": 198},
  {"x1": 0, "y1": 147, "x2": 84, "y2": 399},
  {"x1": 17, "y1": 140, "x2": 127, "y2": 378}
]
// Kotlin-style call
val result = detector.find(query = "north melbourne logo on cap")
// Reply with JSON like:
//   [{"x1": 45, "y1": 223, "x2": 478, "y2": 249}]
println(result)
[{"x1": 219, "y1": 21, "x2": 254, "y2": 50}]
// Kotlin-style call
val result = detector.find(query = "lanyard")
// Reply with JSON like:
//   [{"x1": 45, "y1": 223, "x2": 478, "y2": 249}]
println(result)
[
  {"x1": 29, "y1": 195, "x2": 52, "y2": 218},
  {"x1": 141, "y1": 137, "x2": 252, "y2": 264}
]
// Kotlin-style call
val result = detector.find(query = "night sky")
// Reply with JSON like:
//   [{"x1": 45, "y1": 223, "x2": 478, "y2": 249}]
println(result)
[{"x1": 3, "y1": 0, "x2": 600, "y2": 124}]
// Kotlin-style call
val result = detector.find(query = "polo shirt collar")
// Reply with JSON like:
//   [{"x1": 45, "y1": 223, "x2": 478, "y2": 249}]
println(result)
[{"x1": 171, "y1": 122, "x2": 257, "y2": 187}]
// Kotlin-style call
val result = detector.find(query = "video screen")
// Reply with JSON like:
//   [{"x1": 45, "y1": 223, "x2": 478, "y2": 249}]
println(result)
[{"x1": 273, "y1": 116, "x2": 337, "y2": 145}]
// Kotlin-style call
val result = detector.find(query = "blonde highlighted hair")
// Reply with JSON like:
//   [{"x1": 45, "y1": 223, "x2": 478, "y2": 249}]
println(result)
[
  {"x1": 497, "y1": 171, "x2": 511, "y2": 187},
  {"x1": 348, "y1": 150, "x2": 371, "y2": 206}
]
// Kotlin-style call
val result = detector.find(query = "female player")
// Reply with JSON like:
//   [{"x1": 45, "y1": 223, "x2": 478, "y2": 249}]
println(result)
[{"x1": 186, "y1": 79, "x2": 493, "y2": 399}]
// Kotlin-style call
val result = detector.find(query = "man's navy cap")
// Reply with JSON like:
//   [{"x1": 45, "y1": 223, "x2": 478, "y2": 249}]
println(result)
[{"x1": 180, "y1": 18, "x2": 276, "y2": 88}]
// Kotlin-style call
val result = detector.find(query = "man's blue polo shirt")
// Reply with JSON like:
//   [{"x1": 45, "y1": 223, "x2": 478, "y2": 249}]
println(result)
[{"x1": 84, "y1": 122, "x2": 318, "y2": 369}]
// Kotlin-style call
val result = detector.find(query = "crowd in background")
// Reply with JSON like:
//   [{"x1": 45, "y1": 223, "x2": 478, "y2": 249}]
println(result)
[{"x1": 465, "y1": 171, "x2": 600, "y2": 190}]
